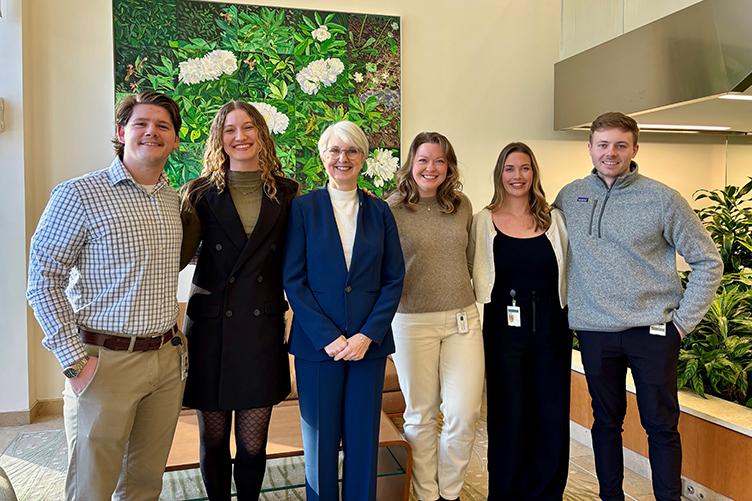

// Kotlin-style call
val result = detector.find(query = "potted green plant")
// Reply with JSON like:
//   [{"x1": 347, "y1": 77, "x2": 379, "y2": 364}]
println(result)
[
  {"x1": 693, "y1": 177, "x2": 752, "y2": 274},
  {"x1": 678, "y1": 177, "x2": 752, "y2": 406}
]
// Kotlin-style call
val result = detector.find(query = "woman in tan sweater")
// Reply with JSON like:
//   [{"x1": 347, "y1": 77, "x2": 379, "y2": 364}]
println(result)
[{"x1": 387, "y1": 132, "x2": 484, "y2": 501}]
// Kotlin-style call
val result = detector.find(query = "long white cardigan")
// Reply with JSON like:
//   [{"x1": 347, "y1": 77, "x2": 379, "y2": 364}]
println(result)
[{"x1": 468, "y1": 207, "x2": 568, "y2": 308}]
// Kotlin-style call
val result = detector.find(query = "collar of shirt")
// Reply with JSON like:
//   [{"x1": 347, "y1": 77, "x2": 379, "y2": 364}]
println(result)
[{"x1": 106, "y1": 157, "x2": 170, "y2": 192}]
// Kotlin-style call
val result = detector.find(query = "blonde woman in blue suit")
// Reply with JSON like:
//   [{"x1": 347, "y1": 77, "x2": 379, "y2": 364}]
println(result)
[{"x1": 283, "y1": 121, "x2": 405, "y2": 501}]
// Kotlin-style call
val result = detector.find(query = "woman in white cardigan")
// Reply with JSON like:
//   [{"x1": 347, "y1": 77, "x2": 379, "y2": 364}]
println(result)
[{"x1": 469, "y1": 142, "x2": 572, "y2": 500}]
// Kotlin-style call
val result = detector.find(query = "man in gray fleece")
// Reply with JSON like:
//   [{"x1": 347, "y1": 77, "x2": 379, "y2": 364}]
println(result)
[{"x1": 554, "y1": 112, "x2": 722, "y2": 501}]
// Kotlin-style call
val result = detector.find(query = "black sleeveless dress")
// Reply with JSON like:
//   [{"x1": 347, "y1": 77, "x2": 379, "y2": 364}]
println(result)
[{"x1": 483, "y1": 229, "x2": 572, "y2": 500}]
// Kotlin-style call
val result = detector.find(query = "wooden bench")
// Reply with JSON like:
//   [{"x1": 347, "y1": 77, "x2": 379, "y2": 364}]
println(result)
[{"x1": 167, "y1": 402, "x2": 412, "y2": 500}]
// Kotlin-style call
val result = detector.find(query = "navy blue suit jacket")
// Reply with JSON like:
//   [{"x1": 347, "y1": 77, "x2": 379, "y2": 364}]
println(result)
[{"x1": 283, "y1": 188, "x2": 405, "y2": 362}]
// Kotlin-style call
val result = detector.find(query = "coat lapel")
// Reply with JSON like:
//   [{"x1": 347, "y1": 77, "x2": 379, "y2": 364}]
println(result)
[
  {"x1": 346, "y1": 190, "x2": 366, "y2": 278},
  {"x1": 231, "y1": 189, "x2": 282, "y2": 274},
  {"x1": 206, "y1": 188, "x2": 247, "y2": 250},
  {"x1": 319, "y1": 188, "x2": 350, "y2": 274}
]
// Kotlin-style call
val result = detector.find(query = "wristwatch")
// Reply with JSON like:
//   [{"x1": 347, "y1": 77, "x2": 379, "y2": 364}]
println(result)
[{"x1": 62, "y1": 356, "x2": 90, "y2": 379}]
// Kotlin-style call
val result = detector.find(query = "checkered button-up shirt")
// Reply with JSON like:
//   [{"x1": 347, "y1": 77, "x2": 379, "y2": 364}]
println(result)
[{"x1": 27, "y1": 158, "x2": 181, "y2": 368}]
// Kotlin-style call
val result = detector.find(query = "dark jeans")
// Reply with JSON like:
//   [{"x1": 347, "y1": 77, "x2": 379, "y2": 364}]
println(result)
[{"x1": 578, "y1": 325, "x2": 682, "y2": 501}]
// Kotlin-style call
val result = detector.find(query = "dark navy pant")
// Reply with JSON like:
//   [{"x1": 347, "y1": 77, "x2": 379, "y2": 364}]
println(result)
[
  {"x1": 578, "y1": 325, "x2": 682, "y2": 501},
  {"x1": 295, "y1": 356, "x2": 387, "y2": 501}
]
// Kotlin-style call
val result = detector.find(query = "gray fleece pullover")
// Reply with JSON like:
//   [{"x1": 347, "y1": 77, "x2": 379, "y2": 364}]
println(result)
[{"x1": 554, "y1": 162, "x2": 722, "y2": 334}]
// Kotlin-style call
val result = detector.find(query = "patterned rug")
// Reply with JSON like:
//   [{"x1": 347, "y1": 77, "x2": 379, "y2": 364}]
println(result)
[
  {"x1": 0, "y1": 419, "x2": 639, "y2": 500},
  {"x1": 0, "y1": 430, "x2": 67, "y2": 500},
  {"x1": 0, "y1": 430, "x2": 390, "y2": 501},
  {"x1": 0, "y1": 429, "x2": 310, "y2": 500}
]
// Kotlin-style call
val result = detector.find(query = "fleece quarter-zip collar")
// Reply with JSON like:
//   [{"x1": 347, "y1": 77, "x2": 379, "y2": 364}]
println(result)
[{"x1": 589, "y1": 160, "x2": 640, "y2": 191}]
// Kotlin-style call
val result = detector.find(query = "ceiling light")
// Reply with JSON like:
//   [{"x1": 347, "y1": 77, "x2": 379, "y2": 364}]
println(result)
[
  {"x1": 718, "y1": 94, "x2": 752, "y2": 101},
  {"x1": 637, "y1": 123, "x2": 731, "y2": 131}
]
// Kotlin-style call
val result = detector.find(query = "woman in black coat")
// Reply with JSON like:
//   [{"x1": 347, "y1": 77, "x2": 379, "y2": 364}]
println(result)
[{"x1": 180, "y1": 101, "x2": 298, "y2": 500}]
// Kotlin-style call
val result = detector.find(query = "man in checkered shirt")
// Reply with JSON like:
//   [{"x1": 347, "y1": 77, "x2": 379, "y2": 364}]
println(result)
[{"x1": 27, "y1": 91, "x2": 186, "y2": 500}]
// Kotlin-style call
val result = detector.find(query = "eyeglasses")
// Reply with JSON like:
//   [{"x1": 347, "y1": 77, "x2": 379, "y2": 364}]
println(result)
[{"x1": 326, "y1": 147, "x2": 362, "y2": 159}]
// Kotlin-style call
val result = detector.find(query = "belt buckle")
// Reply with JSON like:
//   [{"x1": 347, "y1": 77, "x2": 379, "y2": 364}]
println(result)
[{"x1": 127, "y1": 336, "x2": 137, "y2": 352}]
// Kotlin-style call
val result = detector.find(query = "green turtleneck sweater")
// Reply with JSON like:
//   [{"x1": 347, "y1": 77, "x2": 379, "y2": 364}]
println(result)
[{"x1": 180, "y1": 170, "x2": 263, "y2": 268}]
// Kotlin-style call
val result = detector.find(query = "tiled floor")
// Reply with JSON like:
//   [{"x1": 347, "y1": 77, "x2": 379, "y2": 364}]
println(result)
[{"x1": 0, "y1": 412, "x2": 664, "y2": 500}]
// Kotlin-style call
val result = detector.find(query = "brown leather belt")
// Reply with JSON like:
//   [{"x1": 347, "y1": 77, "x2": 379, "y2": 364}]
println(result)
[{"x1": 79, "y1": 325, "x2": 177, "y2": 352}]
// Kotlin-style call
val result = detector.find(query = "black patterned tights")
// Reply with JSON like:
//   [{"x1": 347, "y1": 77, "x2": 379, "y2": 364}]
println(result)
[{"x1": 197, "y1": 407, "x2": 273, "y2": 501}]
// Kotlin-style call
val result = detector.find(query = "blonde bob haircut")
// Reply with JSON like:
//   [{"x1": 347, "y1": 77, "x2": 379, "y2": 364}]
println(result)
[
  {"x1": 317, "y1": 120, "x2": 369, "y2": 159},
  {"x1": 487, "y1": 142, "x2": 551, "y2": 231},
  {"x1": 182, "y1": 101, "x2": 284, "y2": 209},
  {"x1": 393, "y1": 131, "x2": 463, "y2": 214}
]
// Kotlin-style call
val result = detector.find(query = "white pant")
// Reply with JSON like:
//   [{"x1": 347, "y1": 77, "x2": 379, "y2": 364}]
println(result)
[{"x1": 391, "y1": 305, "x2": 485, "y2": 500}]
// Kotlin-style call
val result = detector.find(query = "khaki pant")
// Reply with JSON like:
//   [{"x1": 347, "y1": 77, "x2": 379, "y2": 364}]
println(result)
[
  {"x1": 391, "y1": 306, "x2": 485, "y2": 501},
  {"x1": 63, "y1": 333, "x2": 186, "y2": 501}
]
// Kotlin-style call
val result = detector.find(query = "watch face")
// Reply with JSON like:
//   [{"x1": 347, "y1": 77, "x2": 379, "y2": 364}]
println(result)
[{"x1": 63, "y1": 367, "x2": 80, "y2": 378}]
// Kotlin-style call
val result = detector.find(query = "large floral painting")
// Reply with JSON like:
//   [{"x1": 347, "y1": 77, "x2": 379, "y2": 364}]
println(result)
[{"x1": 113, "y1": 0, "x2": 401, "y2": 195}]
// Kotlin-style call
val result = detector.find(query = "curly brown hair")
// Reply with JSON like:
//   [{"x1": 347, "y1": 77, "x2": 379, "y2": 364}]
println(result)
[
  {"x1": 392, "y1": 132, "x2": 463, "y2": 214},
  {"x1": 182, "y1": 101, "x2": 284, "y2": 209},
  {"x1": 487, "y1": 142, "x2": 551, "y2": 231}
]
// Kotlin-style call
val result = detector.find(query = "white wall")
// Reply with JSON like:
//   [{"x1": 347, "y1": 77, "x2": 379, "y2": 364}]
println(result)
[
  {"x1": 0, "y1": 0, "x2": 31, "y2": 413},
  {"x1": 727, "y1": 138, "x2": 752, "y2": 187},
  {"x1": 24, "y1": 0, "x2": 115, "y2": 402},
  {"x1": 19, "y1": 0, "x2": 733, "y2": 404}
]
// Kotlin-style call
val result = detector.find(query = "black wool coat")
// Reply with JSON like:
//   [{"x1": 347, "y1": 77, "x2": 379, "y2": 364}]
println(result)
[{"x1": 182, "y1": 176, "x2": 298, "y2": 410}]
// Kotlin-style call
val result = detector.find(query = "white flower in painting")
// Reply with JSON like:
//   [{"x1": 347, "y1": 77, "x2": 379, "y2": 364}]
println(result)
[
  {"x1": 298, "y1": 78, "x2": 319, "y2": 95},
  {"x1": 178, "y1": 49, "x2": 238, "y2": 85},
  {"x1": 311, "y1": 25, "x2": 332, "y2": 42},
  {"x1": 295, "y1": 57, "x2": 345, "y2": 95},
  {"x1": 207, "y1": 49, "x2": 238, "y2": 75},
  {"x1": 178, "y1": 59, "x2": 205, "y2": 85},
  {"x1": 391, "y1": 21, "x2": 399, "y2": 30},
  {"x1": 249, "y1": 102, "x2": 290, "y2": 134},
  {"x1": 353, "y1": 72, "x2": 364, "y2": 83},
  {"x1": 365, "y1": 148, "x2": 399, "y2": 187}
]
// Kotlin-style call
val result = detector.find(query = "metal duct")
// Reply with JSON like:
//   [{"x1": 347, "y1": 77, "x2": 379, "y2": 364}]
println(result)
[{"x1": 554, "y1": 0, "x2": 752, "y2": 134}]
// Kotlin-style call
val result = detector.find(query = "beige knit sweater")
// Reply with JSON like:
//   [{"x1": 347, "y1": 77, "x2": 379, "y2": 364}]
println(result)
[{"x1": 387, "y1": 192, "x2": 475, "y2": 313}]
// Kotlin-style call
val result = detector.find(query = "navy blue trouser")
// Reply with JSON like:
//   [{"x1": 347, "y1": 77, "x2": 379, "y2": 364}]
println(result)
[
  {"x1": 295, "y1": 356, "x2": 387, "y2": 501},
  {"x1": 578, "y1": 325, "x2": 682, "y2": 501}
]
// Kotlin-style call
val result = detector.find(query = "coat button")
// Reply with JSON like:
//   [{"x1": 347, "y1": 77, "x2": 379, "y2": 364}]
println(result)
[
  {"x1": 225, "y1": 310, "x2": 233, "y2": 318},
  {"x1": 345, "y1": 285, "x2": 352, "y2": 293},
  {"x1": 270, "y1": 243, "x2": 277, "y2": 251},
  {"x1": 228, "y1": 276, "x2": 236, "y2": 284},
  {"x1": 256, "y1": 275, "x2": 264, "y2": 283},
  {"x1": 253, "y1": 309, "x2": 261, "y2": 317},
  {"x1": 215, "y1": 243, "x2": 223, "y2": 251}
]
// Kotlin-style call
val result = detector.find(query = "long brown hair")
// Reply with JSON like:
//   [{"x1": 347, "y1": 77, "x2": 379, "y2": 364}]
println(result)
[
  {"x1": 393, "y1": 132, "x2": 463, "y2": 213},
  {"x1": 182, "y1": 101, "x2": 284, "y2": 209},
  {"x1": 487, "y1": 142, "x2": 551, "y2": 231}
]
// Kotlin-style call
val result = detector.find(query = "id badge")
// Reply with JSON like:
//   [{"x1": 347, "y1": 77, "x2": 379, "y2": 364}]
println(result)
[
  {"x1": 456, "y1": 311, "x2": 469, "y2": 334},
  {"x1": 649, "y1": 323, "x2": 666, "y2": 336},
  {"x1": 507, "y1": 306, "x2": 521, "y2": 327},
  {"x1": 180, "y1": 349, "x2": 189, "y2": 381},
  {"x1": 172, "y1": 334, "x2": 189, "y2": 381}
]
